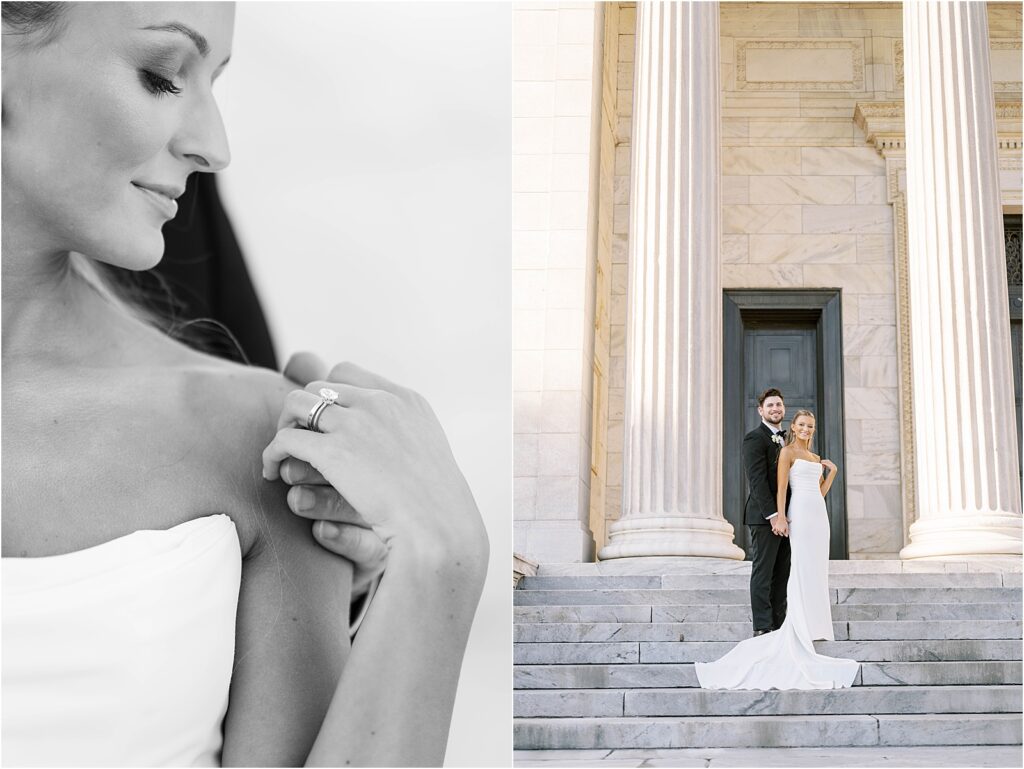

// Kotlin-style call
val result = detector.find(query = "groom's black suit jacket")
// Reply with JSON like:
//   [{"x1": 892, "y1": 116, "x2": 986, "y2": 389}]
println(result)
[{"x1": 742, "y1": 423, "x2": 791, "y2": 526}]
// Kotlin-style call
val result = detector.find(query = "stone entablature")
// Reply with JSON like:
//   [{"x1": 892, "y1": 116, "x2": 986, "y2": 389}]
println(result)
[{"x1": 855, "y1": 100, "x2": 1024, "y2": 153}]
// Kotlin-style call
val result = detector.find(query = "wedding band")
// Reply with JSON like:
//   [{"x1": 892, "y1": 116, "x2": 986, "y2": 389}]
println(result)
[{"x1": 306, "y1": 388, "x2": 340, "y2": 433}]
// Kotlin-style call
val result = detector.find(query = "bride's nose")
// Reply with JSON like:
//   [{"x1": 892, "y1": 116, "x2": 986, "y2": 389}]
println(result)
[{"x1": 170, "y1": 90, "x2": 231, "y2": 173}]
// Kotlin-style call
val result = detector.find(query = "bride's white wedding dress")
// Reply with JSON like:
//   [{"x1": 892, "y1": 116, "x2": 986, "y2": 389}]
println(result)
[
  {"x1": 2, "y1": 514, "x2": 241, "y2": 767},
  {"x1": 695, "y1": 460, "x2": 859, "y2": 690}
]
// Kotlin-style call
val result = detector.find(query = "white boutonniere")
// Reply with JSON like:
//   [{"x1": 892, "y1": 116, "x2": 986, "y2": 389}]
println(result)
[{"x1": 771, "y1": 434, "x2": 784, "y2": 447}]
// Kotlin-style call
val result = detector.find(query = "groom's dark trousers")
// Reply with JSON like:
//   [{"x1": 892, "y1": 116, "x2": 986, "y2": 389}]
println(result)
[{"x1": 743, "y1": 423, "x2": 792, "y2": 632}]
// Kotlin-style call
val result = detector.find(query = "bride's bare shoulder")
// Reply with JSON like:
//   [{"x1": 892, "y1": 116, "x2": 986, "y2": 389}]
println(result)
[{"x1": 168, "y1": 358, "x2": 299, "y2": 554}]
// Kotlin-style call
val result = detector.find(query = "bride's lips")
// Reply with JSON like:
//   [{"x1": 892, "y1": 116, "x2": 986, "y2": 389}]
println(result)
[{"x1": 132, "y1": 182, "x2": 181, "y2": 219}]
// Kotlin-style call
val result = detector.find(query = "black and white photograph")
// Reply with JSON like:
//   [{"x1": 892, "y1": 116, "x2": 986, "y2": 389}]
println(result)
[{"x1": 2, "y1": 2, "x2": 511, "y2": 766}]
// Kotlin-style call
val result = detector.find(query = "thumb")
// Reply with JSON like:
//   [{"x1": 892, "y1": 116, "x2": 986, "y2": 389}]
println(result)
[{"x1": 283, "y1": 351, "x2": 329, "y2": 386}]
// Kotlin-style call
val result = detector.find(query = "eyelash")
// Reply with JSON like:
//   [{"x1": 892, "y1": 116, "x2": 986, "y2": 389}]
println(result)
[{"x1": 141, "y1": 70, "x2": 182, "y2": 97}]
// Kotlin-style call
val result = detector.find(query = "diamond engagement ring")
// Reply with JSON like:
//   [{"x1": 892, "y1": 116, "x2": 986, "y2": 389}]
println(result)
[{"x1": 306, "y1": 388, "x2": 340, "y2": 433}]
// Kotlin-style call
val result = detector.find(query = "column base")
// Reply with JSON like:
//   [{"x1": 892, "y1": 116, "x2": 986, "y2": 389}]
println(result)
[
  {"x1": 899, "y1": 513, "x2": 1023, "y2": 560},
  {"x1": 598, "y1": 515, "x2": 745, "y2": 560}
]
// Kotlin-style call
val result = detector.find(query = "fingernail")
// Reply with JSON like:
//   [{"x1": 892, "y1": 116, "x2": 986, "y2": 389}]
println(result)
[
  {"x1": 294, "y1": 487, "x2": 315, "y2": 512},
  {"x1": 318, "y1": 521, "x2": 340, "y2": 539}
]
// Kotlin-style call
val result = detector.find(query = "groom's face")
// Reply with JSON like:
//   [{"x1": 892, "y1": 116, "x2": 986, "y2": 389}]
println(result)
[{"x1": 759, "y1": 396, "x2": 785, "y2": 426}]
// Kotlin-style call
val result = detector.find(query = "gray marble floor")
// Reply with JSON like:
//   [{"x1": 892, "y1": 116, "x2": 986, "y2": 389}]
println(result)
[{"x1": 513, "y1": 746, "x2": 1024, "y2": 767}]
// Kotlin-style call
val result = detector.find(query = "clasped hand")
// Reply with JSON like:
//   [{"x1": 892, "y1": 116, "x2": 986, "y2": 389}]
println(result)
[
  {"x1": 270, "y1": 353, "x2": 487, "y2": 598},
  {"x1": 771, "y1": 515, "x2": 789, "y2": 537}
]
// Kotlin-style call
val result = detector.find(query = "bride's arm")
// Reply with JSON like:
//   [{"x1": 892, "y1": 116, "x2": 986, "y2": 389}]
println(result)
[
  {"x1": 221, "y1": 477, "x2": 353, "y2": 767},
  {"x1": 304, "y1": 534, "x2": 486, "y2": 766},
  {"x1": 208, "y1": 374, "x2": 352, "y2": 766},
  {"x1": 819, "y1": 459, "x2": 838, "y2": 498},
  {"x1": 221, "y1": 363, "x2": 487, "y2": 766}
]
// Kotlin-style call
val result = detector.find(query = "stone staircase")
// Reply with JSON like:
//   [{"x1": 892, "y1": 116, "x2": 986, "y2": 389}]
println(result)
[{"x1": 513, "y1": 559, "x2": 1023, "y2": 751}]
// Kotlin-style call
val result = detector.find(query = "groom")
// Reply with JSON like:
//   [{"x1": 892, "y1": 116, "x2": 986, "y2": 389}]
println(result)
[{"x1": 743, "y1": 388, "x2": 792, "y2": 636}]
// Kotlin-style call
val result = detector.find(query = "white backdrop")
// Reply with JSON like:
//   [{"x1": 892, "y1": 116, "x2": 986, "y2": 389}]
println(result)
[{"x1": 217, "y1": 3, "x2": 511, "y2": 765}]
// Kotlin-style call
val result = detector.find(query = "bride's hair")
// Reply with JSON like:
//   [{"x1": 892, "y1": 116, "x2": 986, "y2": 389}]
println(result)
[
  {"x1": 1, "y1": 1, "x2": 66, "y2": 40},
  {"x1": 785, "y1": 409, "x2": 815, "y2": 449}
]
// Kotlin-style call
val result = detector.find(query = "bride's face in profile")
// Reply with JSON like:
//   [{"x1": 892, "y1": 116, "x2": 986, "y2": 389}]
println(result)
[{"x1": 2, "y1": 2, "x2": 234, "y2": 271}]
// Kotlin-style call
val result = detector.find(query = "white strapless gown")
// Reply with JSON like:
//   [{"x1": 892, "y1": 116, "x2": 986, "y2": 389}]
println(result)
[
  {"x1": 695, "y1": 460, "x2": 860, "y2": 689},
  {"x1": 2, "y1": 514, "x2": 242, "y2": 767}
]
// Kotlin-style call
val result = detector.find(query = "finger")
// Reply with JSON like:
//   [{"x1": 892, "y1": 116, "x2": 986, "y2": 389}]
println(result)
[
  {"x1": 279, "y1": 458, "x2": 328, "y2": 486},
  {"x1": 262, "y1": 427, "x2": 329, "y2": 480},
  {"x1": 283, "y1": 351, "x2": 329, "y2": 386},
  {"x1": 288, "y1": 485, "x2": 370, "y2": 526},
  {"x1": 276, "y1": 387, "x2": 357, "y2": 432},
  {"x1": 325, "y1": 361, "x2": 403, "y2": 394},
  {"x1": 314, "y1": 520, "x2": 390, "y2": 567}
]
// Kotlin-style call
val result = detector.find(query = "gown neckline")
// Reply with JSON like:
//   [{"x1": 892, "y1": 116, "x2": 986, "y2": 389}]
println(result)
[{"x1": 1, "y1": 514, "x2": 232, "y2": 563}]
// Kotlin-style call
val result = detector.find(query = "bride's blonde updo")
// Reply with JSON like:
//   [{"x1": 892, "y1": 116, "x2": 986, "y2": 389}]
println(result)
[{"x1": 786, "y1": 409, "x2": 816, "y2": 449}]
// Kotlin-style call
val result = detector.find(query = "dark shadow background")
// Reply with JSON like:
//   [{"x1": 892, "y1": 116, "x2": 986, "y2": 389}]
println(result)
[{"x1": 108, "y1": 173, "x2": 278, "y2": 370}]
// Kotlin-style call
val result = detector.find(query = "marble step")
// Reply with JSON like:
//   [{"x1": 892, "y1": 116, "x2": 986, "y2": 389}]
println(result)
[
  {"x1": 513, "y1": 587, "x2": 1022, "y2": 606},
  {"x1": 512, "y1": 746, "x2": 1024, "y2": 767},
  {"x1": 514, "y1": 601, "x2": 1022, "y2": 623},
  {"x1": 513, "y1": 685, "x2": 1022, "y2": 718},
  {"x1": 512, "y1": 713, "x2": 1024, "y2": 749},
  {"x1": 514, "y1": 620, "x2": 1023, "y2": 642},
  {"x1": 514, "y1": 661, "x2": 1023, "y2": 689},
  {"x1": 513, "y1": 639, "x2": 1022, "y2": 665},
  {"x1": 518, "y1": 573, "x2": 1020, "y2": 590},
  {"x1": 534, "y1": 558, "x2": 1024, "y2": 577}
]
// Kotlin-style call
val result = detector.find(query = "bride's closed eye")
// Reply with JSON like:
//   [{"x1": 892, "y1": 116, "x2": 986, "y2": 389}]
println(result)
[{"x1": 140, "y1": 69, "x2": 182, "y2": 96}]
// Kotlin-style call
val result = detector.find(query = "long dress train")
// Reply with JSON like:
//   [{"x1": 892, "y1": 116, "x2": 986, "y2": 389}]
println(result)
[{"x1": 695, "y1": 460, "x2": 859, "y2": 690}]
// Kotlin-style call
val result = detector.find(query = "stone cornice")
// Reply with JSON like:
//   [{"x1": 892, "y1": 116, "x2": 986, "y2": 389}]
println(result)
[
  {"x1": 854, "y1": 100, "x2": 1023, "y2": 155},
  {"x1": 853, "y1": 101, "x2": 907, "y2": 154}
]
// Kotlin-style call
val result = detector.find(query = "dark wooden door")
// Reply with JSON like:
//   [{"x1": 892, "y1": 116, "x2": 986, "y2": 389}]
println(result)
[{"x1": 744, "y1": 328, "x2": 818, "y2": 433}]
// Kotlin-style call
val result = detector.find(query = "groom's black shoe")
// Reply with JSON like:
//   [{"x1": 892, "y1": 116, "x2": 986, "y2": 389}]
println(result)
[{"x1": 753, "y1": 629, "x2": 770, "y2": 637}]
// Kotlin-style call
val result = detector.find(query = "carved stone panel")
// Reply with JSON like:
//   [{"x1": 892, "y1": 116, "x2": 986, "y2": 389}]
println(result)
[{"x1": 736, "y1": 39, "x2": 865, "y2": 91}]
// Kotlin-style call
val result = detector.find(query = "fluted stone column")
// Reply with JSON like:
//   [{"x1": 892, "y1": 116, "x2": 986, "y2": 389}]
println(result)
[
  {"x1": 600, "y1": 1, "x2": 743, "y2": 560},
  {"x1": 900, "y1": 1, "x2": 1023, "y2": 559}
]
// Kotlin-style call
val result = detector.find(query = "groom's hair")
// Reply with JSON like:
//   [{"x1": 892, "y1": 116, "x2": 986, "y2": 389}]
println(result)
[{"x1": 758, "y1": 388, "x2": 784, "y2": 406}]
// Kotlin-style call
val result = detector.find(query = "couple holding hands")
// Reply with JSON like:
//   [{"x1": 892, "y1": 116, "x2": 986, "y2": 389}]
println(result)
[{"x1": 696, "y1": 388, "x2": 860, "y2": 691}]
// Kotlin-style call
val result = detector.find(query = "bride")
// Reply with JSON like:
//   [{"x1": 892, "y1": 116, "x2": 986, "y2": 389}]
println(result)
[
  {"x1": 695, "y1": 410, "x2": 859, "y2": 690},
  {"x1": 1, "y1": 3, "x2": 488, "y2": 766}
]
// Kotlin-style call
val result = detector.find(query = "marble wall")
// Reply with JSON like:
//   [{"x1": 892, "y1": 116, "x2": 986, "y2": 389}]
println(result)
[{"x1": 513, "y1": 2, "x2": 604, "y2": 562}]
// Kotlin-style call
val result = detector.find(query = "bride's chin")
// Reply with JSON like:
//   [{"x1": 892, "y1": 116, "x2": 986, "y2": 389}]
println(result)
[{"x1": 89, "y1": 233, "x2": 166, "y2": 272}]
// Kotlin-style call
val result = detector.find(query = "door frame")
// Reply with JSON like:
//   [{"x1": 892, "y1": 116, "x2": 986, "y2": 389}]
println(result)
[
  {"x1": 1005, "y1": 214, "x2": 1021, "y2": 488},
  {"x1": 723, "y1": 289, "x2": 849, "y2": 559}
]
